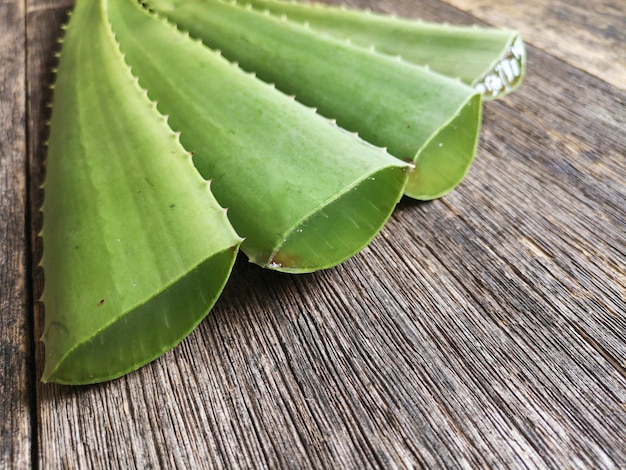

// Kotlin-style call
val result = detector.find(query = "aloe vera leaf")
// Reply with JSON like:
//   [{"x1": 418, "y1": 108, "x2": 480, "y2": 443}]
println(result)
[
  {"x1": 41, "y1": 0, "x2": 242, "y2": 384},
  {"x1": 244, "y1": 0, "x2": 526, "y2": 100},
  {"x1": 106, "y1": 0, "x2": 410, "y2": 273},
  {"x1": 145, "y1": 0, "x2": 482, "y2": 200}
]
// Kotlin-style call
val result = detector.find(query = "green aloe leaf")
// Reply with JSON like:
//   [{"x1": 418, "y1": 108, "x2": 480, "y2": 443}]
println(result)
[
  {"x1": 107, "y1": 0, "x2": 410, "y2": 273},
  {"x1": 244, "y1": 0, "x2": 526, "y2": 99},
  {"x1": 41, "y1": 0, "x2": 242, "y2": 384},
  {"x1": 145, "y1": 0, "x2": 482, "y2": 200}
]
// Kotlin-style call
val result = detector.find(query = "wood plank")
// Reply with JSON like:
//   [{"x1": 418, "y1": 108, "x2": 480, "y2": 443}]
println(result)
[
  {"x1": 0, "y1": 0, "x2": 33, "y2": 467},
  {"x1": 460, "y1": 46, "x2": 626, "y2": 363},
  {"x1": 440, "y1": 0, "x2": 626, "y2": 90},
  {"x1": 27, "y1": 0, "x2": 626, "y2": 468}
]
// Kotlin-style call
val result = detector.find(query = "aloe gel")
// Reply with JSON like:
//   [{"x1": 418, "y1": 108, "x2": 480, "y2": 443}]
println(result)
[
  {"x1": 244, "y1": 0, "x2": 526, "y2": 99},
  {"x1": 107, "y1": 0, "x2": 410, "y2": 273},
  {"x1": 146, "y1": 0, "x2": 482, "y2": 200},
  {"x1": 41, "y1": 0, "x2": 242, "y2": 384}
]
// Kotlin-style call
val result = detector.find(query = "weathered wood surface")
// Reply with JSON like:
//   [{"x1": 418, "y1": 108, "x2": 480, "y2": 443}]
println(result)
[
  {"x1": 1, "y1": 0, "x2": 624, "y2": 467},
  {"x1": 1, "y1": 0, "x2": 33, "y2": 468},
  {"x1": 444, "y1": 0, "x2": 626, "y2": 90}
]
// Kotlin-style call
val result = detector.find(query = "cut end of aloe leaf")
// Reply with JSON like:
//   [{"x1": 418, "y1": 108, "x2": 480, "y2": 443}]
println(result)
[
  {"x1": 41, "y1": 245, "x2": 238, "y2": 385},
  {"x1": 41, "y1": 0, "x2": 244, "y2": 385},
  {"x1": 257, "y1": 165, "x2": 409, "y2": 273},
  {"x1": 474, "y1": 35, "x2": 526, "y2": 100},
  {"x1": 405, "y1": 92, "x2": 482, "y2": 200}
]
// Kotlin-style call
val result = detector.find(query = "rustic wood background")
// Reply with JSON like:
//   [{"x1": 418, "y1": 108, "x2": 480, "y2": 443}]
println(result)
[{"x1": 2, "y1": 0, "x2": 625, "y2": 468}]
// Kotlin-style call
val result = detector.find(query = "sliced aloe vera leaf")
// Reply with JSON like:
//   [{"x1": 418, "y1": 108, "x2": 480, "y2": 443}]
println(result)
[
  {"x1": 107, "y1": 0, "x2": 410, "y2": 273},
  {"x1": 245, "y1": 0, "x2": 526, "y2": 100},
  {"x1": 41, "y1": 0, "x2": 242, "y2": 384},
  {"x1": 146, "y1": 0, "x2": 481, "y2": 200}
]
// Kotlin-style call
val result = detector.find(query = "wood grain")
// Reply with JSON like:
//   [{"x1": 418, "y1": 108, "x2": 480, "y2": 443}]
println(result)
[
  {"x1": 441, "y1": 0, "x2": 626, "y2": 90},
  {"x1": 2, "y1": 0, "x2": 624, "y2": 468},
  {"x1": 0, "y1": 0, "x2": 33, "y2": 468}
]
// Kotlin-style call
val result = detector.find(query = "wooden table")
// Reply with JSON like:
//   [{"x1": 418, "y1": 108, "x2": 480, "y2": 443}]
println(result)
[{"x1": 2, "y1": 0, "x2": 625, "y2": 467}]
